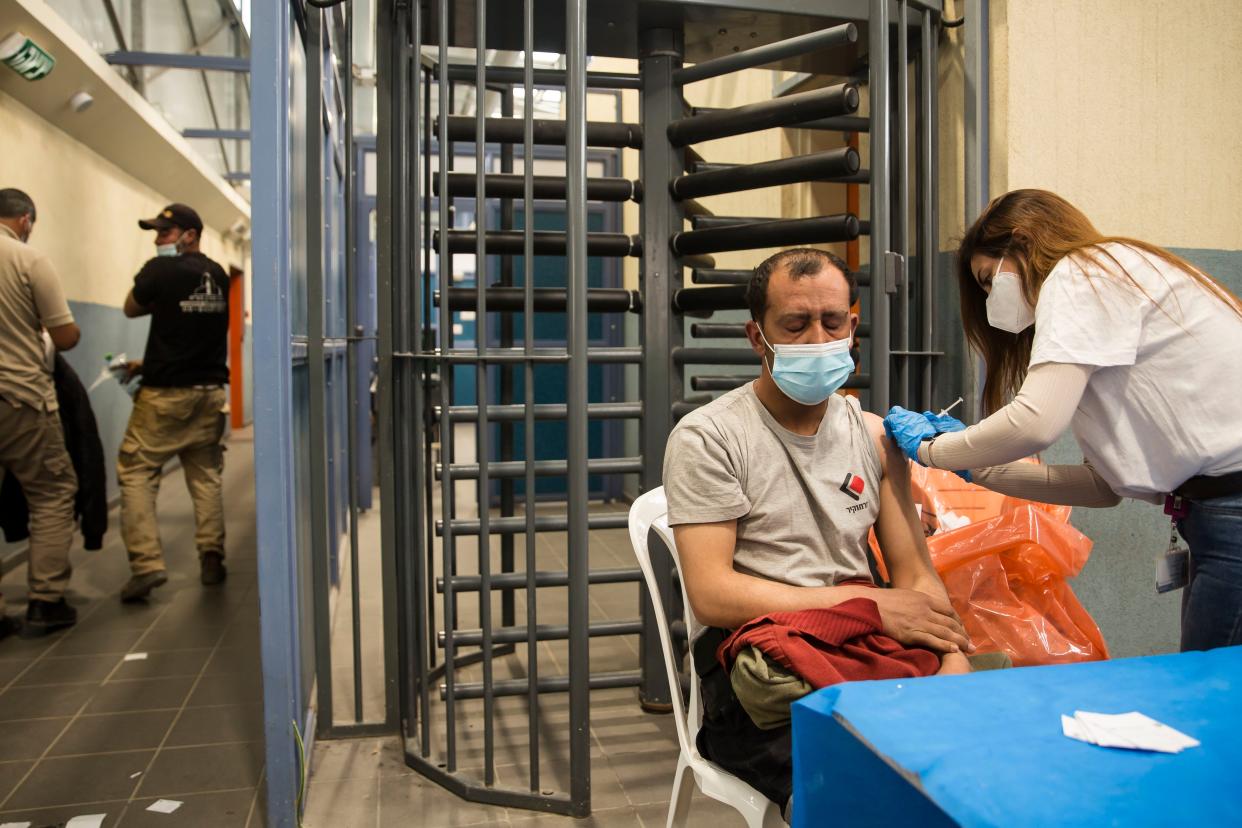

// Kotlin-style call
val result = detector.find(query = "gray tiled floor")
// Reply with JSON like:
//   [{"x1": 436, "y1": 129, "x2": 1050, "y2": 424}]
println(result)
[
  {"x1": 0, "y1": 428, "x2": 266, "y2": 827},
  {"x1": 302, "y1": 425, "x2": 748, "y2": 827}
]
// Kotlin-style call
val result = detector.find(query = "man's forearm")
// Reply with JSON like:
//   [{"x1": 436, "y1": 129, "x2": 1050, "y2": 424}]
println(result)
[{"x1": 691, "y1": 570, "x2": 873, "y2": 630}]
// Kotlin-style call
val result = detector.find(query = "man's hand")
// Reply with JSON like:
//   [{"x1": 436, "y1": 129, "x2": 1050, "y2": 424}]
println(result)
[
  {"x1": 870, "y1": 587, "x2": 971, "y2": 654},
  {"x1": 937, "y1": 651, "x2": 973, "y2": 675}
]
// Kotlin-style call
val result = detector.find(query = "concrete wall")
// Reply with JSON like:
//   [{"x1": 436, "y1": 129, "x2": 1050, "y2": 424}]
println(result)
[
  {"x1": 0, "y1": 88, "x2": 251, "y2": 510},
  {"x1": 986, "y1": 1, "x2": 1242, "y2": 657}
]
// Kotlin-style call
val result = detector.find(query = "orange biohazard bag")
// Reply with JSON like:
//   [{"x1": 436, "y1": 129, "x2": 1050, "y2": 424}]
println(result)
[{"x1": 871, "y1": 464, "x2": 1109, "y2": 667}]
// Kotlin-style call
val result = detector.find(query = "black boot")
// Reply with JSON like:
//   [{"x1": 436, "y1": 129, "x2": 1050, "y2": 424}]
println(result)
[
  {"x1": 23, "y1": 598, "x2": 77, "y2": 637},
  {"x1": 201, "y1": 552, "x2": 227, "y2": 586}
]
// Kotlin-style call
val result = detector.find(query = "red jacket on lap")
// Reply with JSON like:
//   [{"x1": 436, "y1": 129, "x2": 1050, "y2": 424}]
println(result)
[{"x1": 717, "y1": 598, "x2": 940, "y2": 688}]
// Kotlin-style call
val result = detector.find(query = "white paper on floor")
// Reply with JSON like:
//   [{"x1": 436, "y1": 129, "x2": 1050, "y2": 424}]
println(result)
[
  {"x1": 0, "y1": 820, "x2": 33, "y2": 827},
  {"x1": 129, "y1": 771, "x2": 143, "y2": 779},
  {"x1": 65, "y1": 816, "x2": 107, "y2": 828},
  {"x1": 146, "y1": 799, "x2": 182, "y2": 814},
  {"x1": 123, "y1": 652, "x2": 148, "y2": 661},
  {"x1": 1061, "y1": 711, "x2": 1200, "y2": 753}
]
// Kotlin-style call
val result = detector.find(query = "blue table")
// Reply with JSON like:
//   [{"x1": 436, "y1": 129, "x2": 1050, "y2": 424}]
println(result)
[{"x1": 791, "y1": 646, "x2": 1242, "y2": 827}]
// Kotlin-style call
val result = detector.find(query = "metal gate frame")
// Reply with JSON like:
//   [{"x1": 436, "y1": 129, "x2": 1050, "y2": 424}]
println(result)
[{"x1": 371, "y1": 0, "x2": 981, "y2": 818}]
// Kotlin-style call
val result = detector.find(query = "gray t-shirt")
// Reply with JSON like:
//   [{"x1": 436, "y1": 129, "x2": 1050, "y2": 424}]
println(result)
[{"x1": 663, "y1": 384, "x2": 882, "y2": 588}]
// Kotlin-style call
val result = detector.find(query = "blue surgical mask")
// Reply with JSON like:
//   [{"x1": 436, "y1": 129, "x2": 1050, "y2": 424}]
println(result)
[
  {"x1": 757, "y1": 326, "x2": 855, "y2": 405},
  {"x1": 156, "y1": 243, "x2": 178, "y2": 257}
]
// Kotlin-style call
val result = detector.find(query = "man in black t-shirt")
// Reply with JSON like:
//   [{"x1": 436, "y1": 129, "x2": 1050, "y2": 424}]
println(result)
[{"x1": 117, "y1": 203, "x2": 231, "y2": 602}]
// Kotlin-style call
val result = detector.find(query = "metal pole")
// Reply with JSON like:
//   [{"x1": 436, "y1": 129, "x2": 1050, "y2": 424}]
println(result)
[
  {"x1": 669, "y1": 147, "x2": 859, "y2": 200},
  {"x1": 565, "y1": 0, "x2": 591, "y2": 814},
  {"x1": 869, "y1": 0, "x2": 892, "y2": 414},
  {"x1": 439, "y1": 115, "x2": 642, "y2": 148},
  {"x1": 894, "y1": 0, "x2": 910, "y2": 409},
  {"x1": 251, "y1": 0, "x2": 300, "y2": 819},
  {"x1": 920, "y1": 8, "x2": 937, "y2": 410},
  {"x1": 343, "y1": 0, "x2": 365, "y2": 725},
  {"x1": 303, "y1": 6, "x2": 335, "y2": 735},
  {"x1": 498, "y1": 89, "x2": 517, "y2": 631},
  {"x1": 673, "y1": 22, "x2": 858, "y2": 85},
  {"x1": 422, "y1": 64, "x2": 437, "y2": 683},
  {"x1": 130, "y1": 0, "x2": 145, "y2": 93},
  {"x1": 637, "y1": 26, "x2": 683, "y2": 711},
  {"x1": 666, "y1": 84, "x2": 858, "y2": 147},
  {"x1": 407, "y1": 0, "x2": 431, "y2": 746},
  {"x1": 963, "y1": 0, "x2": 989, "y2": 423},
  {"x1": 435, "y1": 173, "x2": 639, "y2": 202},
  {"x1": 441, "y1": 63, "x2": 641, "y2": 89},
  {"x1": 436, "y1": 0, "x2": 458, "y2": 772},
  {"x1": 670, "y1": 215, "x2": 860, "y2": 256},
  {"x1": 521, "y1": 0, "x2": 540, "y2": 791},
  {"x1": 473, "y1": 0, "x2": 496, "y2": 788}
]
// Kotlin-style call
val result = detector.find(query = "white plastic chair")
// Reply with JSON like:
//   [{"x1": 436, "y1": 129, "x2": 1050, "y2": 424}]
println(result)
[{"x1": 628, "y1": 487, "x2": 786, "y2": 828}]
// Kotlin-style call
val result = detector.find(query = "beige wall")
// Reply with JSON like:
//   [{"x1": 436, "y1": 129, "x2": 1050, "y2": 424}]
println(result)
[
  {"x1": 991, "y1": 0, "x2": 1242, "y2": 250},
  {"x1": 0, "y1": 89, "x2": 249, "y2": 309}
]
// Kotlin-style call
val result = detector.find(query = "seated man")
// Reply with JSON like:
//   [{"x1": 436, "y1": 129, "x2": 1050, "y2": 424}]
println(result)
[{"x1": 663, "y1": 248, "x2": 972, "y2": 814}]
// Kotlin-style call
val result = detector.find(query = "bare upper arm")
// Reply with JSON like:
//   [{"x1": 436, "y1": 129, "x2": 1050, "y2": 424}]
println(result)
[
  {"x1": 862, "y1": 410, "x2": 938, "y2": 587},
  {"x1": 46, "y1": 322, "x2": 80, "y2": 351},
  {"x1": 672, "y1": 520, "x2": 738, "y2": 620}
]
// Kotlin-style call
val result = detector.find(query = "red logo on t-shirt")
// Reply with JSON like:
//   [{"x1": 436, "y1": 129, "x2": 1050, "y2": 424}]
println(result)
[{"x1": 839, "y1": 473, "x2": 865, "y2": 501}]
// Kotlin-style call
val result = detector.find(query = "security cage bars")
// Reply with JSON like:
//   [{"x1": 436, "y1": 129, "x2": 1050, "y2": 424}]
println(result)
[
  {"x1": 302, "y1": 2, "x2": 401, "y2": 742},
  {"x1": 378, "y1": 0, "x2": 947, "y2": 816}
]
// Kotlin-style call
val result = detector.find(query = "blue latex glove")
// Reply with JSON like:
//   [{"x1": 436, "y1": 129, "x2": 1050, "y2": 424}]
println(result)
[
  {"x1": 921, "y1": 410, "x2": 973, "y2": 482},
  {"x1": 884, "y1": 406, "x2": 936, "y2": 464},
  {"x1": 922, "y1": 410, "x2": 967, "y2": 435}
]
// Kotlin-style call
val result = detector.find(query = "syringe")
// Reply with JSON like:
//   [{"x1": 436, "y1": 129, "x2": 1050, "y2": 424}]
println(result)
[{"x1": 937, "y1": 397, "x2": 964, "y2": 417}]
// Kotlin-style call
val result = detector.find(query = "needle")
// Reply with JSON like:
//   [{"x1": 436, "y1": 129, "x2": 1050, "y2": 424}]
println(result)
[{"x1": 938, "y1": 397, "x2": 963, "y2": 417}]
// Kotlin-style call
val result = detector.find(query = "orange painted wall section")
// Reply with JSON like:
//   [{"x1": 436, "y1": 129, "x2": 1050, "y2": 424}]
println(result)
[{"x1": 228, "y1": 268, "x2": 245, "y2": 429}]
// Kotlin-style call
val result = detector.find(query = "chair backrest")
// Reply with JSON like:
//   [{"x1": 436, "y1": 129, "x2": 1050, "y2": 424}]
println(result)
[{"x1": 628, "y1": 486, "x2": 707, "y2": 758}]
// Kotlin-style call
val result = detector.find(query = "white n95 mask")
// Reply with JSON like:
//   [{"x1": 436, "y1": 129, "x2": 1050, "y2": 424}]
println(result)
[
  {"x1": 986, "y1": 263, "x2": 1035, "y2": 334},
  {"x1": 757, "y1": 326, "x2": 854, "y2": 406}
]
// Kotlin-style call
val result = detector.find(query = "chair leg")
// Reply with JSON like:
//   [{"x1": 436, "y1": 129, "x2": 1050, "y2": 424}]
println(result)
[{"x1": 665, "y1": 755, "x2": 695, "y2": 828}]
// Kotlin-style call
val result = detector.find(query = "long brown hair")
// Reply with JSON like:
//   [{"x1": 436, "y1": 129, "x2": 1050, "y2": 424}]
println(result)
[{"x1": 957, "y1": 189, "x2": 1242, "y2": 414}]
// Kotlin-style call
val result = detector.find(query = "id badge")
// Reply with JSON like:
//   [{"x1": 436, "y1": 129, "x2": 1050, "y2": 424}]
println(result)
[{"x1": 1156, "y1": 546, "x2": 1189, "y2": 594}]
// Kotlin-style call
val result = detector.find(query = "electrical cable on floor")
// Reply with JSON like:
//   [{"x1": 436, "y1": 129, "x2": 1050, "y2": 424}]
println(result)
[
  {"x1": 306, "y1": 0, "x2": 350, "y2": 8},
  {"x1": 293, "y1": 718, "x2": 308, "y2": 826},
  {"x1": 941, "y1": 15, "x2": 965, "y2": 28}
]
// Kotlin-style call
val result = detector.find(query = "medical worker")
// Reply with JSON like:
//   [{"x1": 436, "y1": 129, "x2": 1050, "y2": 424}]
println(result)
[{"x1": 884, "y1": 189, "x2": 1242, "y2": 652}]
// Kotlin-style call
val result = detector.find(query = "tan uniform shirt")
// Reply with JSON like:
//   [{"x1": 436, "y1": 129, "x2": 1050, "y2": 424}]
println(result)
[{"x1": 0, "y1": 224, "x2": 73, "y2": 411}]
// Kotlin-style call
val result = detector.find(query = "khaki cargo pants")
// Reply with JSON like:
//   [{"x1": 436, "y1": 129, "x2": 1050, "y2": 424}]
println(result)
[
  {"x1": 0, "y1": 399, "x2": 77, "y2": 609},
  {"x1": 118, "y1": 386, "x2": 227, "y2": 576}
]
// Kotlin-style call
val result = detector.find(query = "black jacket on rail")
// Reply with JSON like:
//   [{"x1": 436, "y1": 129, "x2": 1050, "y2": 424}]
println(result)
[{"x1": 0, "y1": 355, "x2": 109, "y2": 550}]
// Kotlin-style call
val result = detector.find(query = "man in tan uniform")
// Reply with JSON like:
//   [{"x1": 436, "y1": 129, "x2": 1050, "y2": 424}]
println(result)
[
  {"x1": 0, "y1": 188, "x2": 81, "y2": 638},
  {"x1": 118, "y1": 203, "x2": 230, "y2": 602}
]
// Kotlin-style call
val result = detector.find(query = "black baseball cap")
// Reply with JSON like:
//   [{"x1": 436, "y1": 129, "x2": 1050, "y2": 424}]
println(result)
[{"x1": 138, "y1": 203, "x2": 203, "y2": 233}]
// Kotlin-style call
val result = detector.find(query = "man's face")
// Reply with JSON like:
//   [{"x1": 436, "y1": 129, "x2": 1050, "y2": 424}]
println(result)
[
  {"x1": 154, "y1": 225, "x2": 183, "y2": 247},
  {"x1": 18, "y1": 213, "x2": 33, "y2": 243},
  {"x1": 747, "y1": 264, "x2": 859, "y2": 367}
]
